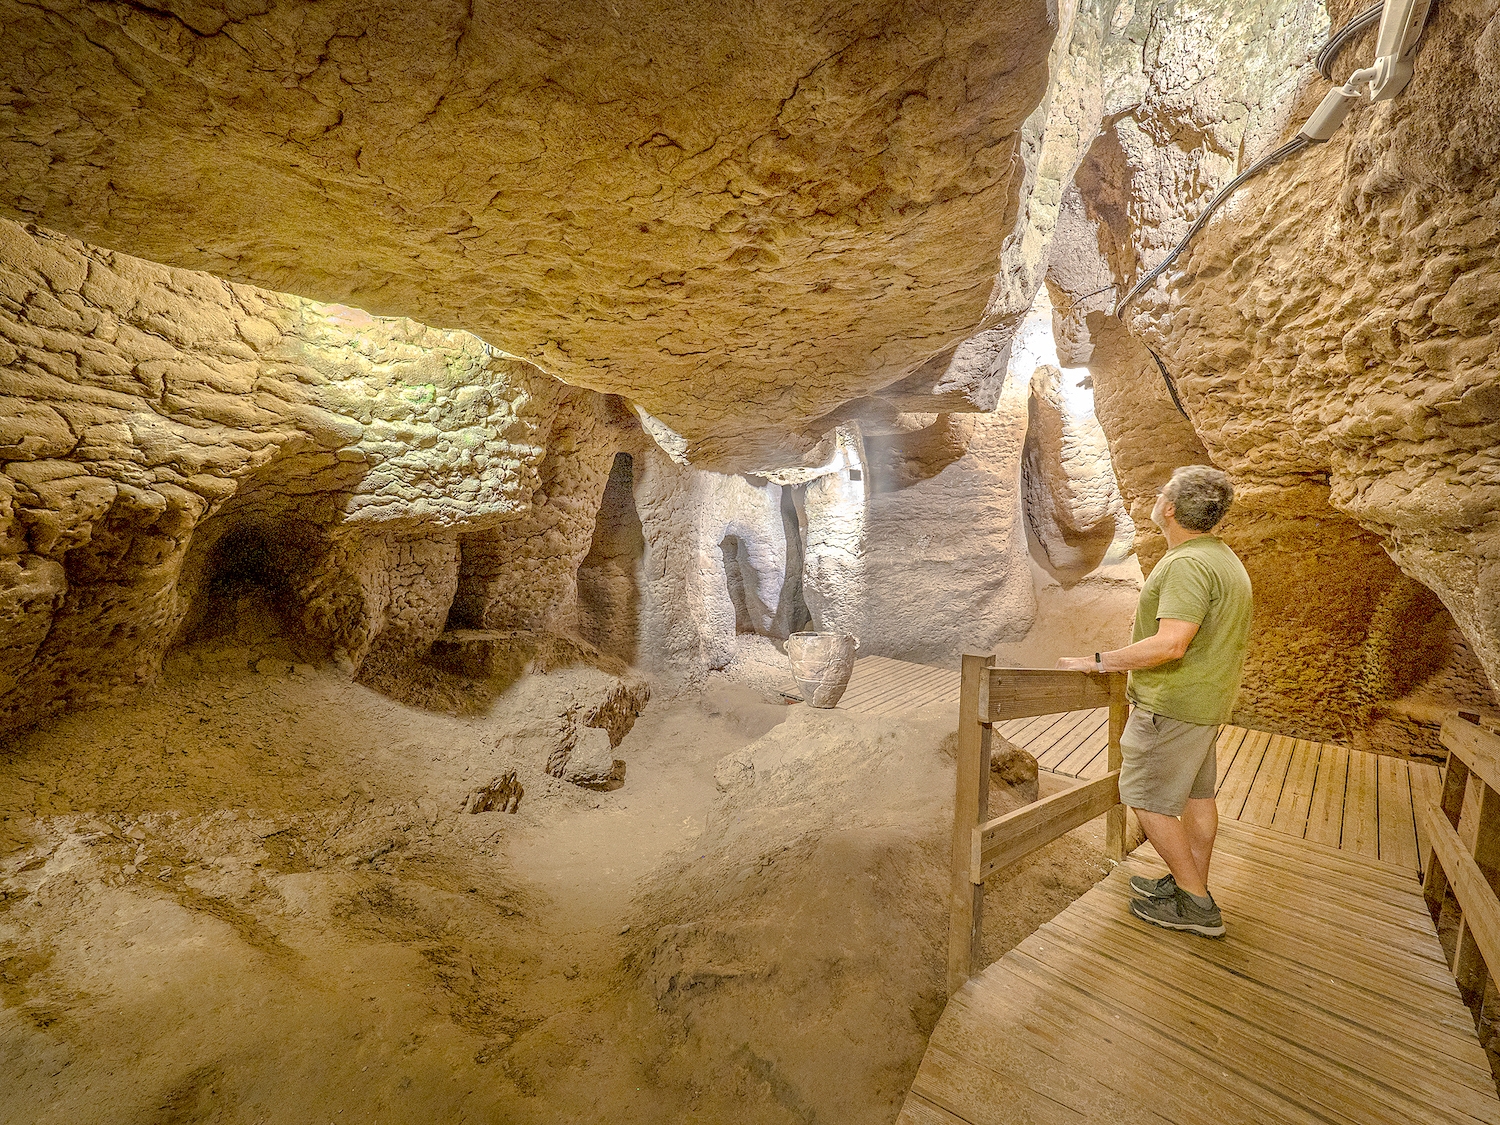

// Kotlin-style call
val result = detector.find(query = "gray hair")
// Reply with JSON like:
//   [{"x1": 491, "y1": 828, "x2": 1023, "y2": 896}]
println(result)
[{"x1": 1164, "y1": 465, "x2": 1234, "y2": 531}]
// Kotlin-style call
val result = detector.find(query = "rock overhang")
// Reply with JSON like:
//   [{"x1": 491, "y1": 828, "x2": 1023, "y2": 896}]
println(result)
[{"x1": 0, "y1": 0, "x2": 1063, "y2": 470}]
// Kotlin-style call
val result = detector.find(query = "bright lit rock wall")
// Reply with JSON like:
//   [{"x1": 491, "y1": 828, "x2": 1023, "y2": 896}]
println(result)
[
  {"x1": 0, "y1": 218, "x2": 623, "y2": 728},
  {"x1": 1123, "y1": 0, "x2": 1500, "y2": 726},
  {"x1": 1048, "y1": 0, "x2": 1500, "y2": 745},
  {"x1": 806, "y1": 398, "x2": 1040, "y2": 664},
  {"x1": 0, "y1": 0, "x2": 1064, "y2": 469}
]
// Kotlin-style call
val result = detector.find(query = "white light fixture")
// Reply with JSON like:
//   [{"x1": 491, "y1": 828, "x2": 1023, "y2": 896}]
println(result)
[{"x1": 1299, "y1": 0, "x2": 1433, "y2": 141}]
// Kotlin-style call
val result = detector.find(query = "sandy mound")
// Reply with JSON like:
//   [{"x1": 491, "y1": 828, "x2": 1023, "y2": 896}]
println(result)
[{"x1": 0, "y1": 643, "x2": 1107, "y2": 1124}]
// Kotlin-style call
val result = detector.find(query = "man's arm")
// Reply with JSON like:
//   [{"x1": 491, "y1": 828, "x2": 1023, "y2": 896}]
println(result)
[{"x1": 1056, "y1": 618, "x2": 1200, "y2": 674}]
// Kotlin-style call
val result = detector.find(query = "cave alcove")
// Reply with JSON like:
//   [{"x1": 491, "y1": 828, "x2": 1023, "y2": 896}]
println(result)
[
  {"x1": 576, "y1": 451, "x2": 646, "y2": 663},
  {"x1": 172, "y1": 516, "x2": 327, "y2": 659}
]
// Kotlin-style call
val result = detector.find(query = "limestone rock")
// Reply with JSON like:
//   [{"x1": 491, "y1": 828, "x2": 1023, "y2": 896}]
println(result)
[
  {"x1": 560, "y1": 727, "x2": 624, "y2": 789},
  {"x1": 1046, "y1": 0, "x2": 1500, "y2": 739},
  {"x1": 990, "y1": 736, "x2": 1040, "y2": 805},
  {"x1": 0, "y1": 219, "x2": 635, "y2": 730},
  {"x1": 466, "y1": 772, "x2": 524, "y2": 815},
  {"x1": 805, "y1": 394, "x2": 1037, "y2": 664},
  {"x1": 0, "y1": 0, "x2": 1063, "y2": 468}
]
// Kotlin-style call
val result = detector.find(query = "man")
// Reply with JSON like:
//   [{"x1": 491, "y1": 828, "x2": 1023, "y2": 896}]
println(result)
[{"x1": 1057, "y1": 465, "x2": 1252, "y2": 938}]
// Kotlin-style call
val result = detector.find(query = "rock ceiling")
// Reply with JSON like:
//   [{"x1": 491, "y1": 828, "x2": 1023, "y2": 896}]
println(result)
[{"x1": 0, "y1": 0, "x2": 1059, "y2": 469}]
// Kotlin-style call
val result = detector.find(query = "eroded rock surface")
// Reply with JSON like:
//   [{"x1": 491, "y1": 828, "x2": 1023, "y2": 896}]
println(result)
[
  {"x1": 1032, "y1": 0, "x2": 1497, "y2": 745},
  {"x1": 0, "y1": 0, "x2": 1064, "y2": 468},
  {"x1": 1119, "y1": 0, "x2": 1500, "y2": 739},
  {"x1": 0, "y1": 218, "x2": 631, "y2": 728}
]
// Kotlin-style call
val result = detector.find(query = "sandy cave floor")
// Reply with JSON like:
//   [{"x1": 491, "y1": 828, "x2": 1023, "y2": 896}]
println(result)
[{"x1": 0, "y1": 625, "x2": 1110, "y2": 1125}]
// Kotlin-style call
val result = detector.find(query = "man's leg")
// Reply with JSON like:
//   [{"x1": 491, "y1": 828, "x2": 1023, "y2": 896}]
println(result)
[
  {"x1": 1182, "y1": 797, "x2": 1218, "y2": 889},
  {"x1": 1134, "y1": 807, "x2": 1209, "y2": 898}
]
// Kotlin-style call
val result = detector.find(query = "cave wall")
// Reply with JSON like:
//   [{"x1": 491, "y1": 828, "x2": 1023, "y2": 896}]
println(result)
[
  {"x1": 1029, "y1": 0, "x2": 1499, "y2": 749},
  {"x1": 1117, "y1": 0, "x2": 1500, "y2": 741},
  {"x1": 632, "y1": 451, "x2": 795, "y2": 686},
  {"x1": 0, "y1": 0, "x2": 1067, "y2": 470},
  {"x1": 0, "y1": 218, "x2": 628, "y2": 729},
  {"x1": 804, "y1": 390, "x2": 1040, "y2": 664}
]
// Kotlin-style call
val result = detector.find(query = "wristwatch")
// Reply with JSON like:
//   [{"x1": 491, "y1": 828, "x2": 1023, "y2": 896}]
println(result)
[{"x1": 1094, "y1": 652, "x2": 1105, "y2": 673}]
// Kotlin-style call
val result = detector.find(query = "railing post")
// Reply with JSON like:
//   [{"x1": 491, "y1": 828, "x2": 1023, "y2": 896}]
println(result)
[
  {"x1": 948, "y1": 653, "x2": 993, "y2": 996},
  {"x1": 1454, "y1": 771, "x2": 1500, "y2": 999},
  {"x1": 1427, "y1": 718, "x2": 1476, "y2": 914},
  {"x1": 1106, "y1": 672, "x2": 1128, "y2": 862}
]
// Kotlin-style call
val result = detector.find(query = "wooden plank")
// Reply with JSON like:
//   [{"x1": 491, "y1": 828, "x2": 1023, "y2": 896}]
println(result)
[
  {"x1": 1095, "y1": 876, "x2": 1465, "y2": 1009},
  {"x1": 1046, "y1": 903, "x2": 1500, "y2": 1115},
  {"x1": 1427, "y1": 802, "x2": 1500, "y2": 997},
  {"x1": 948, "y1": 654, "x2": 992, "y2": 994},
  {"x1": 1305, "y1": 742, "x2": 1350, "y2": 849},
  {"x1": 1051, "y1": 720, "x2": 1109, "y2": 778},
  {"x1": 1006, "y1": 943, "x2": 1458, "y2": 1125},
  {"x1": 1020, "y1": 717, "x2": 1080, "y2": 774},
  {"x1": 1037, "y1": 712, "x2": 1109, "y2": 774},
  {"x1": 1343, "y1": 749, "x2": 1382, "y2": 860},
  {"x1": 1377, "y1": 754, "x2": 1420, "y2": 872},
  {"x1": 974, "y1": 772, "x2": 1120, "y2": 881},
  {"x1": 957, "y1": 963, "x2": 1338, "y2": 1125},
  {"x1": 1466, "y1": 777, "x2": 1500, "y2": 874},
  {"x1": 981, "y1": 668, "x2": 1124, "y2": 723},
  {"x1": 1215, "y1": 725, "x2": 1251, "y2": 789},
  {"x1": 1443, "y1": 717, "x2": 1500, "y2": 795},
  {"x1": 1453, "y1": 916, "x2": 1490, "y2": 996},
  {"x1": 895, "y1": 1091, "x2": 972, "y2": 1125},
  {"x1": 1142, "y1": 827, "x2": 1425, "y2": 907},
  {"x1": 1106, "y1": 674, "x2": 1128, "y2": 862},
  {"x1": 1270, "y1": 738, "x2": 1321, "y2": 839},
  {"x1": 1413, "y1": 761, "x2": 1441, "y2": 888},
  {"x1": 906, "y1": 1044, "x2": 1086, "y2": 1125},
  {"x1": 1216, "y1": 729, "x2": 1271, "y2": 817},
  {"x1": 1212, "y1": 816, "x2": 1420, "y2": 887},
  {"x1": 1145, "y1": 844, "x2": 1439, "y2": 929},
  {"x1": 839, "y1": 660, "x2": 937, "y2": 706},
  {"x1": 1061, "y1": 883, "x2": 1490, "y2": 1069},
  {"x1": 1003, "y1": 712, "x2": 1068, "y2": 747},
  {"x1": 1239, "y1": 734, "x2": 1295, "y2": 828},
  {"x1": 997, "y1": 717, "x2": 1037, "y2": 743},
  {"x1": 913, "y1": 1035, "x2": 1176, "y2": 1125},
  {"x1": 1019, "y1": 709, "x2": 1102, "y2": 764},
  {"x1": 855, "y1": 665, "x2": 952, "y2": 711}
]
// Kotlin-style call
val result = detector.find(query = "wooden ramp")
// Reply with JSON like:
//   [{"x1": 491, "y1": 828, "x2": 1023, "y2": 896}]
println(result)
[
  {"x1": 835, "y1": 656, "x2": 1441, "y2": 877},
  {"x1": 900, "y1": 816, "x2": 1500, "y2": 1125}
]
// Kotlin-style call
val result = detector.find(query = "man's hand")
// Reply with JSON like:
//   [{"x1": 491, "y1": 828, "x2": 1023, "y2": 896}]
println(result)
[{"x1": 1055, "y1": 619, "x2": 1200, "y2": 676}]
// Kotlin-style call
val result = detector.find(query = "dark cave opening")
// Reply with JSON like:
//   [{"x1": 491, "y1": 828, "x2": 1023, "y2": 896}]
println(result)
[
  {"x1": 577, "y1": 452, "x2": 646, "y2": 663},
  {"x1": 177, "y1": 518, "x2": 323, "y2": 651}
]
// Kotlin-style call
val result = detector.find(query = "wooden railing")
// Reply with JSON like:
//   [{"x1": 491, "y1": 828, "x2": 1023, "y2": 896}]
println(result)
[
  {"x1": 1421, "y1": 714, "x2": 1500, "y2": 1004},
  {"x1": 947, "y1": 655, "x2": 1129, "y2": 994}
]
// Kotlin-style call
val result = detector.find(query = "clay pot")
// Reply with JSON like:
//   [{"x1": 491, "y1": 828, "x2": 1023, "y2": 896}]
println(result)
[{"x1": 786, "y1": 631, "x2": 859, "y2": 708}]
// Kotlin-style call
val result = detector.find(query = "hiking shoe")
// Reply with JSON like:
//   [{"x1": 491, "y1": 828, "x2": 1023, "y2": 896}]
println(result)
[
  {"x1": 1129, "y1": 888, "x2": 1226, "y2": 938},
  {"x1": 1129, "y1": 872, "x2": 1177, "y2": 899}
]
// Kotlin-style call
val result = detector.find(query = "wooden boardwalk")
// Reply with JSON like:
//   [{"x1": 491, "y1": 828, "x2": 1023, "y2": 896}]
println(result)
[
  {"x1": 898, "y1": 816, "x2": 1500, "y2": 1125},
  {"x1": 836, "y1": 656, "x2": 1441, "y2": 876}
]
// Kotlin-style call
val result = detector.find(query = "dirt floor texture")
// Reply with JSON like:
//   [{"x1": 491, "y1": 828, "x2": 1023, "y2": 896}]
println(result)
[{"x1": 0, "y1": 622, "x2": 1107, "y2": 1125}]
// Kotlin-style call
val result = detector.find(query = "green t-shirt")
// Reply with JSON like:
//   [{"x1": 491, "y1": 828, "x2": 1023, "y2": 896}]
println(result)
[{"x1": 1127, "y1": 536, "x2": 1253, "y2": 726}]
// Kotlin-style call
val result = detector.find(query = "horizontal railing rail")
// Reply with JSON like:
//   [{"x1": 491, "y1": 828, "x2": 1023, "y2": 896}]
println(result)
[
  {"x1": 1421, "y1": 715, "x2": 1500, "y2": 1006},
  {"x1": 948, "y1": 655, "x2": 1128, "y2": 994}
]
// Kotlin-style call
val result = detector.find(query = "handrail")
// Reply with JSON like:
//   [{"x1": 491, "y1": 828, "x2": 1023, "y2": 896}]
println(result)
[
  {"x1": 972, "y1": 770, "x2": 1122, "y2": 881},
  {"x1": 947, "y1": 656, "x2": 1130, "y2": 994},
  {"x1": 1420, "y1": 715, "x2": 1500, "y2": 1003}
]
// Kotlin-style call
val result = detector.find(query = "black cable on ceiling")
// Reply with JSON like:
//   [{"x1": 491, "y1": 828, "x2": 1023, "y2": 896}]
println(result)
[
  {"x1": 1113, "y1": 134, "x2": 1311, "y2": 321},
  {"x1": 1096, "y1": 3, "x2": 1396, "y2": 418},
  {"x1": 1316, "y1": 3, "x2": 1385, "y2": 78}
]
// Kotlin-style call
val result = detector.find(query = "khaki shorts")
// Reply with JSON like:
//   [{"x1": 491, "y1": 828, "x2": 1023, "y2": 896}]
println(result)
[{"x1": 1118, "y1": 708, "x2": 1219, "y2": 816}]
